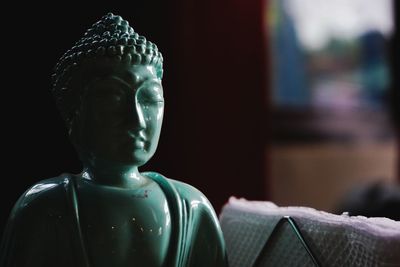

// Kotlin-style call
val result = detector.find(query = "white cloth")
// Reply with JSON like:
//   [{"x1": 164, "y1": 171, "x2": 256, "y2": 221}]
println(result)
[{"x1": 220, "y1": 197, "x2": 400, "y2": 267}]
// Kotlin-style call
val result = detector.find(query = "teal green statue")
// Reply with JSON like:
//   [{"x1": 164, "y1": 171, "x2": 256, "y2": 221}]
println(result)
[{"x1": 0, "y1": 13, "x2": 227, "y2": 267}]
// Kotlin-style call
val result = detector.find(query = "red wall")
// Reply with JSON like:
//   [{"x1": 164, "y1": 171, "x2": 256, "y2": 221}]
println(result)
[{"x1": 163, "y1": 0, "x2": 271, "y2": 211}]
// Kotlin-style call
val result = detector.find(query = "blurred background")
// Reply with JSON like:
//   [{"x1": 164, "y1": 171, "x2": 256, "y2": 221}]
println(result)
[
  {"x1": 0, "y1": 0, "x2": 398, "y2": 234},
  {"x1": 267, "y1": 0, "x2": 399, "y2": 216}
]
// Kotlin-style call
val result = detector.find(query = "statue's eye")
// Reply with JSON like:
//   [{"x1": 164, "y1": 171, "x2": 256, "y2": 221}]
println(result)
[
  {"x1": 139, "y1": 95, "x2": 164, "y2": 106},
  {"x1": 138, "y1": 86, "x2": 164, "y2": 106}
]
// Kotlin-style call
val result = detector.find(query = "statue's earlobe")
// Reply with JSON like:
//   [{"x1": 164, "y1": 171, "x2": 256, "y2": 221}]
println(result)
[{"x1": 68, "y1": 101, "x2": 85, "y2": 149}]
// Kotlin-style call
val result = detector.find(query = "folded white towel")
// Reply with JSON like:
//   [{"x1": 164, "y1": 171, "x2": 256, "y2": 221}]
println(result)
[{"x1": 220, "y1": 197, "x2": 400, "y2": 267}]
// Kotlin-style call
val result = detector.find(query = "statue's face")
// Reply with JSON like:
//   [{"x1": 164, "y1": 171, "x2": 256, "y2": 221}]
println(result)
[{"x1": 74, "y1": 64, "x2": 164, "y2": 166}]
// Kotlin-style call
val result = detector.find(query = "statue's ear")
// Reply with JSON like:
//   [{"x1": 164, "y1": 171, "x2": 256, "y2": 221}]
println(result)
[
  {"x1": 67, "y1": 96, "x2": 86, "y2": 150},
  {"x1": 68, "y1": 112, "x2": 80, "y2": 149}
]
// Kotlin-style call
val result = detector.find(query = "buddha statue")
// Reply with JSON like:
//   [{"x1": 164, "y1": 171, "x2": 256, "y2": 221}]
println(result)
[{"x1": 0, "y1": 13, "x2": 227, "y2": 267}]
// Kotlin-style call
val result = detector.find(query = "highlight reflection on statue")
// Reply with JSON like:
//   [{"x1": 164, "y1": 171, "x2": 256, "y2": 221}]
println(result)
[{"x1": 0, "y1": 13, "x2": 227, "y2": 267}]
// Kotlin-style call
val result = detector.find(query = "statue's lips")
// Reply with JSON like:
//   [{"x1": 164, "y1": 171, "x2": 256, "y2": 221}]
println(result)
[
  {"x1": 113, "y1": 132, "x2": 147, "y2": 149},
  {"x1": 132, "y1": 139, "x2": 146, "y2": 149},
  {"x1": 113, "y1": 137, "x2": 147, "y2": 151}
]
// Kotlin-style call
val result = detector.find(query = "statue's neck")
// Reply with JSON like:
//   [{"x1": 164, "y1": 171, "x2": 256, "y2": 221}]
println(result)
[{"x1": 81, "y1": 157, "x2": 149, "y2": 189}]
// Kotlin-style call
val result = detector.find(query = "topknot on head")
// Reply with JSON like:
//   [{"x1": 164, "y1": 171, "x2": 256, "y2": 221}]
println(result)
[{"x1": 53, "y1": 13, "x2": 163, "y2": 93}]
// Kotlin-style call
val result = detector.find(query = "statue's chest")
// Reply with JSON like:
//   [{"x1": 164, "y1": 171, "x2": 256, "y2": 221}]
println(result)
[{"x1": 76, "y1": 181, "x2": 172, "y2": 266}]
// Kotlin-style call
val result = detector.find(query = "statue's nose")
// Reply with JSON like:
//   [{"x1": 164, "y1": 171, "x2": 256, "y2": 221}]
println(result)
[{"x1": 128, "y1": 100, "x2": 146, "y2": 130}]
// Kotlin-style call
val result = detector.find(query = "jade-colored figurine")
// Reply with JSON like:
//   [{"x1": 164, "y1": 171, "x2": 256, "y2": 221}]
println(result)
[{"x1": 0, "y1": 13, "x2": 227, "y2": 267}]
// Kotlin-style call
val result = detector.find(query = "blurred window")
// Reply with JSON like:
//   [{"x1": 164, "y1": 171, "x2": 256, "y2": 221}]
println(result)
[
  {"x1": 268, "y1": 0, "x2": 395, "y2": 144},
  {"x1": 266, "y1": 0, "x2": 397, "y2": 212}
]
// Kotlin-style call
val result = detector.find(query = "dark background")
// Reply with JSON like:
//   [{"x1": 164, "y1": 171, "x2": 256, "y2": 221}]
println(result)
[{"x1": 0, "y1": 1, "x2": 269, "y2": 234}]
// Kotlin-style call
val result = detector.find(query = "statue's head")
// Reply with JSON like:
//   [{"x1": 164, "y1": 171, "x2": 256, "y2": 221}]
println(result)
[{"x1": 52, "y1": 13, "x2": 164, "y2": 167}]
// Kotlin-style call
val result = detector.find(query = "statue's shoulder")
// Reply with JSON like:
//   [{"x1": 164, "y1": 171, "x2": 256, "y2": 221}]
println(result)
[
  {"x1": 11, "y1": 174, "x2": 73, "y2": 219},
  {"x1": 1, "y1": 175, "x2": 80, "y2": 266},
  {"x1": 144, "y1": 171, "x2": 215, "y2": 212},
  {"x1": 169, "y1": 179, "x2": 208, "y2": 202}
]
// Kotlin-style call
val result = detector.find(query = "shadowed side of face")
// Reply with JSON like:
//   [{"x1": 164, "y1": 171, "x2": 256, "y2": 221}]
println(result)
[{"x1": 72, "y1": 63, "x2": 164, "y2": 166}]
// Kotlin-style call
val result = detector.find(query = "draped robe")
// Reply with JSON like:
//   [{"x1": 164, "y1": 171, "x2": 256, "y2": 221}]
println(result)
[{"x1": 0, "y1": 172, "x2": 227, "y2": 267}]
